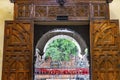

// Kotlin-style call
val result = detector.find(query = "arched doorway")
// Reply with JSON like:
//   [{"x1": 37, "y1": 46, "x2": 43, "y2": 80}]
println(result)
[{"x1": 34, "y1": 24, "x2": 90, "y2": 80}]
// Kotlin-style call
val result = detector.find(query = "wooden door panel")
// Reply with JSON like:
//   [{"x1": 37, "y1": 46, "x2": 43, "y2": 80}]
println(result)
[
  {"x1": 2, "y1": 21, "x2": 33, "y2": 80},
  {"x1": 90, "y1": 20, "x2": 120, "y2": 80}
]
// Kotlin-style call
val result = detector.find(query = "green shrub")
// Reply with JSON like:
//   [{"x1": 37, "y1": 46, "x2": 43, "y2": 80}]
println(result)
[{"x1": 45, "y1": 38, "x2": 78, "y2": 61}]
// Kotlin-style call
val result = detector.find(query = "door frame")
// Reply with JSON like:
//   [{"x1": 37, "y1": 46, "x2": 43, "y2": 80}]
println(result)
[{"x1": 33, "y1": 20, "x2": 92, "y2": 80}]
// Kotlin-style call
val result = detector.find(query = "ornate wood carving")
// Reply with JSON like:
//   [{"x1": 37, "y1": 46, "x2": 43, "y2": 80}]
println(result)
[
  {"x1": 91, "y1": 3, "x2": 109, "y2": 19},
  {"x1": 10, "y1": 0, "x2": 113, "y2": 3},
  {"x1": 2, "y1": 0, "x2": 119, "y2": 80},
  {"x1": 48, "y1": 6, "x2": 75, "y2": 17},
  {"x1": 76, "y1": 4, "x2": 89, "y2": 17},
  {"x1": 14, "y1": 1, "x2": 109, "y2": 20},
  {"x1": 15, "y1": 3, "x2": 32, "y2": 19},
  {"x1": 12, "y1": 0, "x2": 113, "y2": 20},
  {"x1": 91, "y1": 20, "x2": 120, "y2": 80},
  {"x1": 2, "y1": 21, "x2": 33, "y2": 80},
  {"x1": 16, "y1": 3, "x2": 90, "y2": 20},
  {"x1": 35, "y1": 6, "x2": 47, "y2": 18}
]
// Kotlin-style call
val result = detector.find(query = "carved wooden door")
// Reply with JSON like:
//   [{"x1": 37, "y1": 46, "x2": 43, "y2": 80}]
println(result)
[
  {"x1": 90, "y1": 20, "x2": 120, "y2": 80},
  {"x1": 2, "y1": 21, "x2": 33, "y2": 80}
]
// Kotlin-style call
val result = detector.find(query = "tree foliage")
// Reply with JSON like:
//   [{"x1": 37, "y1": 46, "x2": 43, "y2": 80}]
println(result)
[{"x1": 45, "y1": 38, "x2": 78, "y2": 61}]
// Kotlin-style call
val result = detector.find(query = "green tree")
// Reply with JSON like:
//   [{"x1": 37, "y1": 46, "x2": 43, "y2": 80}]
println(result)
[{"x1": 45, "y1": 38, "x2": 78, "y2": 61}]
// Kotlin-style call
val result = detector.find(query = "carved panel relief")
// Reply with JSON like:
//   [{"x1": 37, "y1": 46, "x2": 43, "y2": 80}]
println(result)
[
  {"x1": 16, "y1": 3, "x2": 32, "y2": 18},
  {"x1": 35, "y1": 6, "x2": 47, "y2": 18},
  {"x1": 91, "y1": 20, "x2": 120, "y2": 80},
  {"x1": 13, "y1": 0, "x2": 111, "y2": 20},
  {"x1": 33, "y1": 5, "x2": 90, "y2": 20},
  {"x1": 92, "y1": 21, "x2": 119, "y2": 50},
  {"x1": 76, "y1": 4, "x2": 89, "y2": 17},
  {"x1": 14, "y1": 0, "x2": 108, "y2": 3},
  {"x1": 2, "y1": 21, "x2": 33, "y2": 80},
  {"x1": 48, "y1": 6, "x2": 75, "y2": 17},
  {"x1": 14, "y1": 1, "x2": 110, "y2": 20},
  {"x1": 91, "y1": 4, "x2": 108, "y2": 19}
]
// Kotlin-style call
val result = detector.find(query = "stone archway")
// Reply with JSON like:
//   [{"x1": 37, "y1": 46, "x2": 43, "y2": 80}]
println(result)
[
  {"x1": 36, "y1": 28, "x2": 87, "y2": 56},
  {"x1": 34, "y1": 28, "x2": 90, "y2": 80}
]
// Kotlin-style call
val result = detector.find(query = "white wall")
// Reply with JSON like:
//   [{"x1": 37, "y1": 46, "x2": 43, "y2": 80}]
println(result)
[
  {"x1": 110, "y1": 0, "x2": 120, "y2": 22},
  {"x1": 0, "y1": 0, "x2": 14, "y2": 79},
  {"x1": 0, "y1": 0, "x2": 120, "y2": 79}
]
